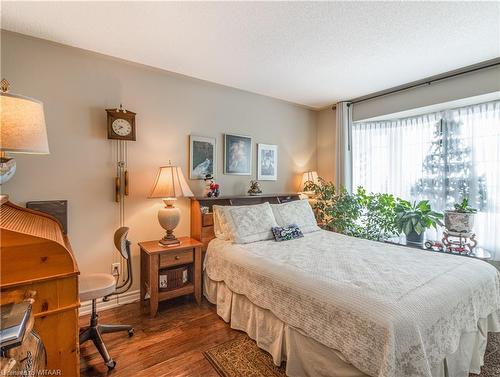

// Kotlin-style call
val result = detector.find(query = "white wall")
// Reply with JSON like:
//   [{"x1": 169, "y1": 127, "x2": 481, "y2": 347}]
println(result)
[
  {"x1": 316, "y1": 107, "x2": 336, "y2": 182},
  {"x1": 1, "y1": 31, "x2": 317, "y2": 291}
]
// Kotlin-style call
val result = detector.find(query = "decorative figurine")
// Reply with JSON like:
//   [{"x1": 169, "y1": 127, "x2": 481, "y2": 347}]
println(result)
[
  {"x1": 442, "y1": 231, "x2": 477, "y2": 254},
  {"x1": 203, "y1": 174, "x2": 220, "y2": 198},
  {"x1": 247, "y1": 180, "x2": 263, "y2": 196},
  {"x1": 424, "y1": 240, "x2": 444, "y2": 252}
]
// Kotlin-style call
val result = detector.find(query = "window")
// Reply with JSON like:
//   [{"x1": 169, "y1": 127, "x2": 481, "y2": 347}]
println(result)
[{"x1": 352, "y1": 100, "x2": 500, "y2": 259}]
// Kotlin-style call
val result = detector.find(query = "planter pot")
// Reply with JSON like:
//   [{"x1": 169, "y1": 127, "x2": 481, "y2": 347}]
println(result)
[
  {"x1": 444, "y1": 211, "x2": 474, "y2": 234},
  {"x1": 406, "y1": 230, "x2": 424, "y2": 246}
]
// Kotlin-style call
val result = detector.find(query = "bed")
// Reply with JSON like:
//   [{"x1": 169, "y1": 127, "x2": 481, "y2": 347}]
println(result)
[{"x1": 190, "y1": 195, "x2": 500, "y2": 377}]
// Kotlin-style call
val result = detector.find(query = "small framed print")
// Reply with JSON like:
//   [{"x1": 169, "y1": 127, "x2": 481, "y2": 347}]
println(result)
[
  {"x1": 257, "y1": 144, "x2": 278, "y2": 181},
  {"x1": 224, "y1": 134, "x2": 252, "y2": 175},
  {"x1": 190, "y1": 135, "x2": 216, "y2": 180},
  {"x1": 159, "y1": 273, "x2": 168, "y2": 290}
]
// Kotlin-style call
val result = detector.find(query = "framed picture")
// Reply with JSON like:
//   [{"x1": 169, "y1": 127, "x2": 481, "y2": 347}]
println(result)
[
  {"x1": 224, "y1": 134, "x2": 252, "y2": 175},
  {"x1": 159, "y1": 273, "x2": 168, "y2": 290},
  {"x1": 257, "y1": 144, "x2": 278, "y2": 180},
  {"x1": 189, "y1": 135, "x2": 216, "y2": 180}
]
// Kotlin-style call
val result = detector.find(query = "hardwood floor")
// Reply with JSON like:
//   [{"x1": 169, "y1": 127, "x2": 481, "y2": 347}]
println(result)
[{"x1": 79, "y1": 297, "x2": 238, "y2": 377}]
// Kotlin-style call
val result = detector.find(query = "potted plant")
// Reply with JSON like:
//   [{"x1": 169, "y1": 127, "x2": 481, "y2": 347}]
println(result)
[
  {"x1": 444, "y1": 198, "x2": 477, "y2": 234},
  {"x1": 304, "y1": 179, "x2": 362, "y2": 235},
  {"x1": 395, "y1": 200, "x2": 443, "y2": 246},
  {"x1": 304, "y1": 180, "x2": 399, "y2": 241}
]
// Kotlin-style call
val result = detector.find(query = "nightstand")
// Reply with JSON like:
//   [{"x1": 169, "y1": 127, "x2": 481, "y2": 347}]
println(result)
[{"x1": 139, "y1": 237, "x2": 203, "y2": 317}]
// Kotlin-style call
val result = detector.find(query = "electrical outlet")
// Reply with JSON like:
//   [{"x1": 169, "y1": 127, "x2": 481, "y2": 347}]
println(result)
[{"x1": 111, "y1": 263, "x2": 120, "y2": 276}]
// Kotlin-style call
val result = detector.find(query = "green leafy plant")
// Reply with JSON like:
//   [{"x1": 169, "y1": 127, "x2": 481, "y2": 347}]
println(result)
[
  {"x1": 395, "y1": 200, "x2": 443, "y2": 236},
  {"x1": 306, "y1": 179, "x2": 443, "y2": 241},
  {"x1": 356, "y1": 187, "x2": 399, "y2": 241},
  {"x1": 305, "y1": 179, "x2": 362, "y2": 236},
  {"x1": 305, "y1": 180, "x2": 398, "y2": 241},
  {"x1": 453, "y1": 198, "x2": 477, "y2": 213}
]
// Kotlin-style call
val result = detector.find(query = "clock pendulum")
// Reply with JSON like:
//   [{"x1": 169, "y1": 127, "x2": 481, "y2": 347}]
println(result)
[{"x1": 106, "y1": 104, "x2": 136, "y2": 283}]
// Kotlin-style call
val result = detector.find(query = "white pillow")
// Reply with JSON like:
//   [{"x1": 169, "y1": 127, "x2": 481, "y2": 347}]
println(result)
[
  {"x1": 222, "y1": 202, "x2": 278, "y2": 244},
  {"x1": 213, "y1": 205, "x2": 230, "y2": 240},
  {"x1": 271, "y1": 200, "x2": 320, "y2": 233}
]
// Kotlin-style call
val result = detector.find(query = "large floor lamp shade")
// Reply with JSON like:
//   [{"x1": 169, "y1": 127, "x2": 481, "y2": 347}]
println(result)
[
  {"x1": 0, "y1": 79, "x2": 49, "y2": 184},
  {"x1": 149, "y1": 164, "x2": 193, "y2": 246}
]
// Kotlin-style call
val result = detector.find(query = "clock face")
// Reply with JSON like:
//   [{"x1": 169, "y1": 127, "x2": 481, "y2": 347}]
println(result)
[{"x1": 112, "y1": 119, "x2": 132, "y2": 136}]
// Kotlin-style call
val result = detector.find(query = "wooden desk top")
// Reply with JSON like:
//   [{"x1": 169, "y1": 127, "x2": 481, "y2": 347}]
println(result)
[{"x1": 138, "y1": 237, "x2": 203, "y2": 255}]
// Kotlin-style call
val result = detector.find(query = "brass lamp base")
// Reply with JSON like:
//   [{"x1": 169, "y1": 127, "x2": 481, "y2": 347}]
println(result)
[
  {"x1": 159, "y1": 231, "x2": 181, "y2": 246},
  {"x1": 159, "y1": 239, "x2": 180, "y2": 246}
]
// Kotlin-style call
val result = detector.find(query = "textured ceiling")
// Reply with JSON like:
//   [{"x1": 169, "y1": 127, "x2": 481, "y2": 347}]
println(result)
[{"x1": 1, "y1": 1, "x2": 499, "y2": 109}]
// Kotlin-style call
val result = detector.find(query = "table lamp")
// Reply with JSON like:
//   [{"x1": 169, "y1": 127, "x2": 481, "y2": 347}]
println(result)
[
  {"x1": 0, "y1": 79, "x2": 49, "y2": 185},
  {"x1": 149, "y1": 163, "x2": 194, "y2": 246},
  {"x1": 301, "y1": 170, "x2": 319, "y2": 194}
]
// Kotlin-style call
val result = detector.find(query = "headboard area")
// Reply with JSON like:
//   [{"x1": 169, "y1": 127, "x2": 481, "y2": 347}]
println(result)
[{"x1": 190, "y1": 193, "x2": 301, "y2": 252}]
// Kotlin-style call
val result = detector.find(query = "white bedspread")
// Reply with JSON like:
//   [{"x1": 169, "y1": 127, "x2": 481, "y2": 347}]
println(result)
[{"x1": 204, "y1": 230, "x2": 500, "y2": 377}]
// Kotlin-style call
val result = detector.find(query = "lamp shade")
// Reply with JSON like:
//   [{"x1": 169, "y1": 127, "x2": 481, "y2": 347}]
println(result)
[
  {"x1": 149, "y1": 165, "x2": 194, "y2": 199},
  {"x1": 301, "y1": 170, "x2": 319, "y2": 190},
  {"x1": 0, "y1": 92, "x2": 49, "y2": 154}
]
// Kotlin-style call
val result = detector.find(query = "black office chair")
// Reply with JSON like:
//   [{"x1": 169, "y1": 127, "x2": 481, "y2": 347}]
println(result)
[{"x1": 79, "y1": 227, "x2": 134, "y2": 369}]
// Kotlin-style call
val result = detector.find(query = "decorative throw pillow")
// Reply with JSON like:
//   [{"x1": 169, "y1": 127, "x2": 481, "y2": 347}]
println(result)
[
  {"x1": 222, "y1": 202, "x2": 278, "y2": 244},
  {"x1": 213, "y1": 205, "x2": 231, "y2": 240},
  {"x1": 272, "y1": 224, "x2": 304, "y2": 242},
  {"x1": 271, "y1": 200, "x2": 320, "y2": 233}
]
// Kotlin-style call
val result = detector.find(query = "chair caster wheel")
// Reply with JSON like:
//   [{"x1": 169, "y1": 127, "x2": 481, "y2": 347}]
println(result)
[
  {"x1": 128, "y1": 328, "x2": 134, "y2": 337},
  {"x1": 106, "y1": 359, "x2": 116, "y2": 369}
]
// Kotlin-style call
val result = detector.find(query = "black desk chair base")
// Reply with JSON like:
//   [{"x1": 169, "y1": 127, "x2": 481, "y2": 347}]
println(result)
[{"x1": 80, "y1": 299, "x2": 134, "y2": 369}]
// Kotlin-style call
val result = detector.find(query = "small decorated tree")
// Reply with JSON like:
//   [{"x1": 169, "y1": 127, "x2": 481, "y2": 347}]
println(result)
[{"x1": 411, "y1": 119, "x2": 487, "y2": 212}]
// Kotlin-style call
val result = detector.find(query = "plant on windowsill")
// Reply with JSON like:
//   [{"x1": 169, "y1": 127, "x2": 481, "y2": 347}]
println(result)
[
  {"x1": 356, "y1": 187, "x2": 400, "y2": 241},
  {"x1": 444, "y1": 198, "x2": 477, "y2": 234},
  {"x1": 304, "y1": 179, "x2": 399, "y2": 241},
  {"x1": 304, "y1": 178, "x2": 362, "y2": 235},
  {"x1": 395, "y1": 200, "x2": 443, "y2": 246}
]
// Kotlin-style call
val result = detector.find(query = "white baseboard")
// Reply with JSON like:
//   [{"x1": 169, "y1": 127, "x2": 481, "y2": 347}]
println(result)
[{"x1": 79, "y1": 290, "x2": 140, "y2": 316}]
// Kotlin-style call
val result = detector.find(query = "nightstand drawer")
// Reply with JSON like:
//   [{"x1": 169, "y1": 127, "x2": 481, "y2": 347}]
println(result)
[
  {"x1": 202, "y1": 213, "x2": 214, "y2": 227},
  {"x1": 159, "y1": 249, "x2": 193, "y2": 268}
]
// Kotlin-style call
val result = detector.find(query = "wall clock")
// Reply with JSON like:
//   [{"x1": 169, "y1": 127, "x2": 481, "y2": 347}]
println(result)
[
  {"x1": 106, "y1": 105, "x2": 136, "y2": 141},
  {"x1": 106, "y1": 104, "x2": 136, "y2": 283},
  {"x1": 105, "y1": 104, "x2": 135, "y2": 203}
]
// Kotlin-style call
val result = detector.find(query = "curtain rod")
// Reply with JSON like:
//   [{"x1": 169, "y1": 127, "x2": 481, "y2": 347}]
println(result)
[{"x1": 331, "y1": 57, "x2": 500, "y2": 110}]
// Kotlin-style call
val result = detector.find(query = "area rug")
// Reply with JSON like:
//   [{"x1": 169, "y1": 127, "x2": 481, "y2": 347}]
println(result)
[
  {"x1": 204, "y1": 333, "x2": 500, "y2": 377},
  {"x1": 204, "y1": 336, "x2": 286, "y2": 377}
]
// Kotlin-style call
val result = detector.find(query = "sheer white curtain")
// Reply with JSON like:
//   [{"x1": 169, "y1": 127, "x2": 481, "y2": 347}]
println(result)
[
  {"x1": 336, "y1": 102, "x2": 353, "y2": 191},
  {"x1": 352, "y1": 113, "x2": 438, "y2": 198},
  {"x1": 352, "y1": 100, "x2": 500, "y2": 260},
  {"x1": 452, "y1": 101, "x2": 500, "y2": 260}
]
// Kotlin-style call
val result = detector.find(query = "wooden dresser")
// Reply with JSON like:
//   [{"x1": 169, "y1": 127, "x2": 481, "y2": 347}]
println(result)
[{"x1": 0, "y1": 198, "x2": 80, "y2": 376}]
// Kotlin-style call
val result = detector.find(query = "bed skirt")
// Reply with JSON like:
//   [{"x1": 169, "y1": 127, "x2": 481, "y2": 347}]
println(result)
[{"x1": 204, "y1": 273, "x2": 500, "y2": 377}]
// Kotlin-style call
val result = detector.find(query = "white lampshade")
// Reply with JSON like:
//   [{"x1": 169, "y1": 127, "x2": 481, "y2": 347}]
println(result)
[
  {"x1": 0, "y1": 92, "x2": 49, "y2": 154},
  {"x1": 301, "y1": 170, "x2": 319, "y2": 190},
  {"x1": 149, "y1": 165, "x2": 194, "y2": 199}
]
